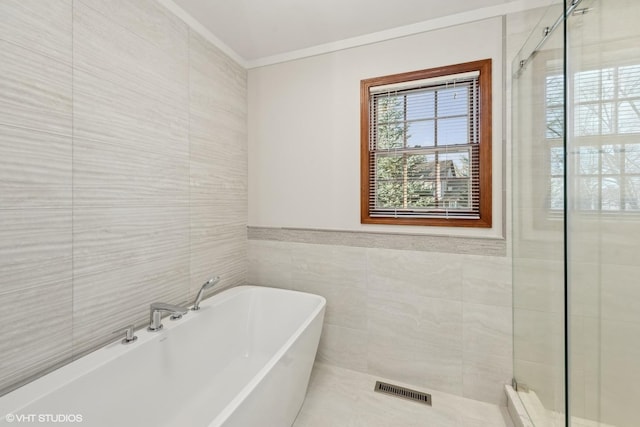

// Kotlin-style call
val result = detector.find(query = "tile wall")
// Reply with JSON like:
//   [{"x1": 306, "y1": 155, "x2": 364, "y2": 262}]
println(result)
[
  {"x1": 0, "y1": 0, "x2": 247, "y2": 395},
  {"x1": 248, "y1": 231, "x2": 512, "y2": 406}
]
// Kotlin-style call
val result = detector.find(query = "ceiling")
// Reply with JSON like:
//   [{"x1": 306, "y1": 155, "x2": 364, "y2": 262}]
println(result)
[{"x1": 165, "y1": 0, "x2": 545, "y2": 66}]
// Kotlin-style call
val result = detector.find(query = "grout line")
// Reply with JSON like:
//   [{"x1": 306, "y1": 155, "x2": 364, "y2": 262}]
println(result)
[
  {"x1": 187, "y1": 28, "x2": 193, "y2": 302},
  {"x1": 71, "y1": 0, "x2": 76, "y2": 359}
]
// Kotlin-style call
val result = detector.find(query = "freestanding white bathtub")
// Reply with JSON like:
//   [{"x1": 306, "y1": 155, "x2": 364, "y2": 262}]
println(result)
[{"x1": 0, "y1": 286, "x2": 326, "y2": 427}]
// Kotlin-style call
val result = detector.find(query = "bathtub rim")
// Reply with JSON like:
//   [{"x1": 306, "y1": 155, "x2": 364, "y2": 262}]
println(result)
[{"x1": 0, "y1": 285, "x2": 326, "y2": 421}]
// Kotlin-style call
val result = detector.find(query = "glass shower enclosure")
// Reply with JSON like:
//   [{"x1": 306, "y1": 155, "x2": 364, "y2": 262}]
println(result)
[{"x1": 512, "y1": 0, "x2": 640, "y2": 426}]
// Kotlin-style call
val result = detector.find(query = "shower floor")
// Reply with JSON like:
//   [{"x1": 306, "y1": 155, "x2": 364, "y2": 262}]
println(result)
[
  {"x1": 294, "y1": 363, "x2": 514, "y2": 427},
  {"x1": 516, "y1": 389, "x2": 616, "y2": 427}
]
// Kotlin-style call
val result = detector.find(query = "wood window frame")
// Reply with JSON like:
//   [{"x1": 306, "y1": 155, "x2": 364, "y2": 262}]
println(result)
[{"x1": 360, "y1": 59, "x2": 492, "y2": 228}]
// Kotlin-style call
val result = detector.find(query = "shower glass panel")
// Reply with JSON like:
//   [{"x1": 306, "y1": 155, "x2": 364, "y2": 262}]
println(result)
[
  {"x1": 567, "y1": 0, "x2": 640, "y2": 426},
  {"x1": 513, "y1": 0, "x2": 640, "y2": 426},
  {"x1": 512, "y1": 2, "x2": 566, "y2": 425}
]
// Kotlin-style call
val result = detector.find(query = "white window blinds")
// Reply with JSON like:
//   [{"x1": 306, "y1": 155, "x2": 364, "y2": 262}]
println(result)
[{"x1": 367, "y1": 72, "x2": 481, "y2": 219}]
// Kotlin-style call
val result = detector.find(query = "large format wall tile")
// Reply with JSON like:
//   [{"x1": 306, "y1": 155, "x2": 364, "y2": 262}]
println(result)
[
  {"x1": 190, "y1": 222, "x2": 247, "y2": 298},
  {"x1": 73, "y1": 70, "x2": 189, "y2": 165},
  {"x1": 317, "y1": 324, "x2": 368, "y2": 373},
  {"x1": 306, "y1": 283, "x2": 366, "y2": 330},
  {"x1": 367, "y1": 290, "x2": 464, "y2": 395},
  {"x1": 248, "y1": 240, "x2": 293, "y2": 288},
  {"x1": 77, "y1": 0, "x2": 188, "y2": 59},
  {"x1": 189, "y1": 156, "x2": 247, "y2": 206},
  {"x1": 291, "y1": 244, "x2": 367, "y2": 290},
  {"x1": 73, "y1": 1, "x2": 188, "y2": 107},
  {"x1": 291, "y1": 244, "x2": 368, "y2": 329},
  {"x1": 421, "y1": 345, "x2": 464, "y2": 396},
  {"x1": 0, "y1": 281, "x2": 73, "y2": 396},
  {"x1": 569, "y1": 262, "x2": 600, "y2": 317},
  {"x1": 70, "y1": 0, "x2": 193, "y2": 361},
  {"x1": 248, "y1": 239, "x2": 512, "y2": 405},
  {"x1": 513, "y1": 257, "x2": 564, "y2": 313},
  {"x1": 462, "y1": 255, "x2": 512, "y2": 307},
  {"x1": 190, "y1": 114, "x2": 247, "y2": 149},
  {"x1": 598, "y1": 221, "x2": 640, "y2": 266},
  {"x1": 73, "y1": 136, "x2": 189, "y2": 207},
  {"x1": 0, "y1": 125, "x2": 71, "y2": 209},
  {"x1": 189, "y1": 31, "x2": 247, "y2": 206},
  {"x1": 513, "y1": 308, "x2": 563, "y2": 366},
  {"x1": 0, "y1": 0, "x2": 71, "y2": 63},
  {"x1": 0, "y1": 0, "x2": 73, "y2": 395},
  {"x1": 188, "y1": 30, "x2": 247, "y2": 298},
  {"x1": 189, "y1": 32, "x2": 246, "y2": 119},
  {"x1": 601, "y1": 263, "x2": 640, "y2": 323},
  {"x1": 73, "y1": 206, "x2": 190, "y2": 277},
  {"x1": 463, "y1": 302, "x2": 512, "y2": 358},
  {"x1": 367, "y1": 248, "x2": 463, "y2": 300},
  {"x1": 367, "y1": 319, "x2": 464, "y2": 395},
  {"x1": 367, "y1": 290, "x2": 462, "y2": 353},
  {"x1": 599, "y1": 319, "x2": 640, "y2": 427},
  {"x1": 73, "y1": 254, "x2": 190, "y2": 355},
  {"x1": 0, "y1": 0, "x2": 247, "y2": 394},
  {"x1": 0, "y1": 40, "x2": 72, "y2": 134},
  {"x1": 190, "y1": 130, "x2": 247, "y2": 192},
  {"x1": 0, "y1": 210, "x2": 72, "y2": 295},
  {"x1": 189, "y1": 32, "x2": 246, "y2": 144},
  {"x1": 463, "y1": 352, "x2": 512, "y2": 405}
]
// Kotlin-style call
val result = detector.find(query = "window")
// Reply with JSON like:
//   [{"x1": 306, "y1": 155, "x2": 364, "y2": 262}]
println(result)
[
  {"x1": 360, "y1": 59, "x2": 492, "y2": 227},
  {"x1": 544, "y1": 64, "x2": 640, "y2": 212}
]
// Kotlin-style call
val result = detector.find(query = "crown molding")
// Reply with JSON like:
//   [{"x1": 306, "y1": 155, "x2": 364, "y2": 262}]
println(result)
[
  {"x1": 158, "y1": 0, "x2": 556, "y2": 70},
  {"x1": 157, "y1": 0, "x2": 249, "y2": 68}
]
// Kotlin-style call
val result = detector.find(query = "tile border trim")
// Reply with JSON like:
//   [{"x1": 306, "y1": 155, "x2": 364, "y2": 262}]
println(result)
[{"x1": 248, "y1": 226, "x2": 506, "y2": 256}]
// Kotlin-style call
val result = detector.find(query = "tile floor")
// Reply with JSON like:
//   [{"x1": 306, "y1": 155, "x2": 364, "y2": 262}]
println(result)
[{"x1": 294, "y1": 363, "x2": 515, "y2": 427}]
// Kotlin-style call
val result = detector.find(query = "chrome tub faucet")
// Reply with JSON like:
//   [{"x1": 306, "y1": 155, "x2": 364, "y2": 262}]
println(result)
[
  {"x1": 113, "y1": 324, "x2": 138, "y2": 344},
  {"x1": 148, "y1": 302, "x2": 189, "y2": 331}
]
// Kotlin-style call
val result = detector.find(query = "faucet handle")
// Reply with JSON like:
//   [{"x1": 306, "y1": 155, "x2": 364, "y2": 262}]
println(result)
[{"x1": 112, "y1": 324, "x2": 138, "y2": 344}]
